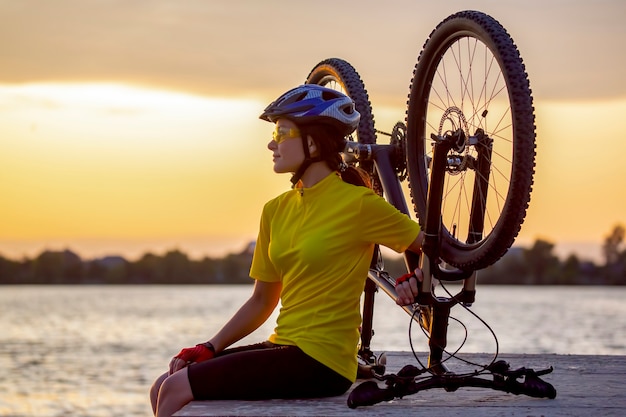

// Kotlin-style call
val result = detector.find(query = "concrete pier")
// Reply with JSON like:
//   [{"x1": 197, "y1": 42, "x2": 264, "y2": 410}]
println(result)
[{"x1": 173, "y1": 352, "x2": 625, "y2": 416}]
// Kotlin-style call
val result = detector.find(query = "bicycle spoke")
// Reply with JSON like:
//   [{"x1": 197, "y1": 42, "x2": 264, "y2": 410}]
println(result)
[{"x1": 407, "y1": 10, "x2": 535, "y2": 268}]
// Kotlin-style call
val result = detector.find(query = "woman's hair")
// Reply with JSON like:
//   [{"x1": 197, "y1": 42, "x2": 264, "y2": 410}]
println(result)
[{"x1": 299, "y1": 124, "x2": 372, "y2": 188}]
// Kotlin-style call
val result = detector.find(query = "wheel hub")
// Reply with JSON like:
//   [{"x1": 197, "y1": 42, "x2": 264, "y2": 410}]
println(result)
[{"x1": 439, "y1": 107, "x2": 471, "y2": 174}]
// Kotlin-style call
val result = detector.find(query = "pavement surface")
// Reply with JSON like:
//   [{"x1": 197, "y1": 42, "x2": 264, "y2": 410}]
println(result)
[{"x1": 173, "y1": 352, "x2": 625, "y2": 416}]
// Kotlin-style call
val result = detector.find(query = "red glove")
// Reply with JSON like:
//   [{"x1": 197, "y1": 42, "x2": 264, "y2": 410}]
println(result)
[
  {"x1": 395, "y1": 272, "x2": 416, "y2": 286},
  {"x1": 174, "y1": 343, "x2": 215, "y2": 364}
]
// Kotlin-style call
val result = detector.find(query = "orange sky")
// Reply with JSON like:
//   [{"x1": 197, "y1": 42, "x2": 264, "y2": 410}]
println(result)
[{"x1": 1, "y1": 0, "x2": 625, "y2": 262}]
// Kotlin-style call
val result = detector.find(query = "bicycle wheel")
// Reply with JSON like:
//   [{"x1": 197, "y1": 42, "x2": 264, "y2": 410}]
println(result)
[
  {"x1": 406, "y1": 10, "x2": 536, "y2": 270},
  {"x1": 305, "y1": 58, "x2": 380, "y2": 193}
]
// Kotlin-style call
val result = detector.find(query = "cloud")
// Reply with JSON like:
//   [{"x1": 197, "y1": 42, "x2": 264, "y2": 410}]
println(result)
[{"x1": 1, "y1": 0, "x2": 625, "y2": 102}]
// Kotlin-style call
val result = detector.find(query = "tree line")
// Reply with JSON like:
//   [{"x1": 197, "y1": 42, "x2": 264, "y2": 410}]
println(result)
[
  {"x1": 1, "y1": 225, "x2": 624, "y2": 285},
  {"x1": 461, "y1": 224, "x2": 625, "y2": 285},
  {"x1": 0, "y1": 246, "x2": 255, "y2": 285}
]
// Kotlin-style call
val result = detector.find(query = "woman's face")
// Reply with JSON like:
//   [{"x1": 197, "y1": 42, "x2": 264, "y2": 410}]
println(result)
[{"x1": 268, "y1": 119, "x2": 307, "y2": 174}]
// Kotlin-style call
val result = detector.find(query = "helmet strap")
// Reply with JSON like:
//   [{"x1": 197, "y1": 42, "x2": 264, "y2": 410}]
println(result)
[{"x1": 290, "y1": 135, "x2": 321, "y2": 188}]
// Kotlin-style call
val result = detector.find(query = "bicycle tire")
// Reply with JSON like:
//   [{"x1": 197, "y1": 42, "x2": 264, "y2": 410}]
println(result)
[
  {"x1": 406, "y1": 10, "x2": 536, "y2": 270},
  {"x1": 305, "y1": 58, "x2": 381, "y2": 192}
]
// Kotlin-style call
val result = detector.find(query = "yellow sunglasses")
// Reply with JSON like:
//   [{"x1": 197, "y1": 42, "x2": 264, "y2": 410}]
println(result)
[{"x1": 272, "y1": 126, "x2": 301, "y2": 144}]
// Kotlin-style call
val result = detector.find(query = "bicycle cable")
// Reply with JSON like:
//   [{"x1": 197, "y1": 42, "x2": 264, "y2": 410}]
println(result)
[
  {"x1": 406, "y1": 281, "x2": 501, "y2": 378},
  {"x1": 439, "y1": 280, "x2": 500, "y2": 372},
  {"x1": 408, "y1": 306, "x2": 469, "y2": 375}
]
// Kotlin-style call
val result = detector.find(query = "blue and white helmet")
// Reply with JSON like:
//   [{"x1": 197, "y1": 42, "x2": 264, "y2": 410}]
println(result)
[{"x1": 259, "y1": 84, "x2": 360, "y2": 136}]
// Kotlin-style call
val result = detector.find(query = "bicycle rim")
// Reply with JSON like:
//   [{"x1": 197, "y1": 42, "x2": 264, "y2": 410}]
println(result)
[{"x1": 406, "y1": 11, "x2": 536, "y2": 270}]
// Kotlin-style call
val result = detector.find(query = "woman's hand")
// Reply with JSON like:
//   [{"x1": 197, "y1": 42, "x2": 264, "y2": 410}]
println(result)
[
  {"x1": 169, "y1": 344, "x2": 215, "y2": 375},
  {"x1": 395, "y1": 268, "x2": 423, "y2": 306}
]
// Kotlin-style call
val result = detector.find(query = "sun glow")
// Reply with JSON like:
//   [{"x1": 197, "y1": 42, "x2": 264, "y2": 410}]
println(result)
[
  {"x1": 0, "y1": 83, "x2": 283, "y2": 257},
  {"x1": 1, "y1": 82, "x2": 625, "y2": 261}
]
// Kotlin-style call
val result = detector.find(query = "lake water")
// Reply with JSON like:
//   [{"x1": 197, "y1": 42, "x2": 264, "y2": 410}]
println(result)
[{"x1": 1, "y1": 285, "x2": 624, "y2": 416}]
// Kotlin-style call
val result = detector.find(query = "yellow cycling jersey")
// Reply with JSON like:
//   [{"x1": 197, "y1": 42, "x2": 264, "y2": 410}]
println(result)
[{"x1": 250, "y1": 172, "x2": 420, "y2": 381}]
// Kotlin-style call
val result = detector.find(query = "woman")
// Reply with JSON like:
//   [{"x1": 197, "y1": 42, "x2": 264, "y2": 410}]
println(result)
[{"x1": 150, "y1": 84, "x2": 423, "y2": 417}]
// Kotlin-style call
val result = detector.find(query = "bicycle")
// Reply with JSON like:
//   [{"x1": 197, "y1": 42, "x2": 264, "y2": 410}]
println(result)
[{"x1": 304, "y1": 10, "x2": 556, "y2": 407}]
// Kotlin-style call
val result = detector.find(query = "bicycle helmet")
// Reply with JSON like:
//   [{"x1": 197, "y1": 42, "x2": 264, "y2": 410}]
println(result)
[
  {"x1": 260, "y1": 84, "x2": 360, "y2": 187},
  {"x1": 259, "y1": 84, "x2": 360, "y2": 137}
]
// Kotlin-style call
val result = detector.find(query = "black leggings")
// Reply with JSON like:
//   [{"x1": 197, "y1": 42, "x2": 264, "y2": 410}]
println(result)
[{"x1": 187, "y1": 341, "x2": 352, "y2": 400}]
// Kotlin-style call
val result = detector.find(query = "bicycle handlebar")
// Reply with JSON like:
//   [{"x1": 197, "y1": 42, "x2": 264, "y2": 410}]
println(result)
[{"x1": 347, "y1": 362, "x2": 556, "y2": 408}]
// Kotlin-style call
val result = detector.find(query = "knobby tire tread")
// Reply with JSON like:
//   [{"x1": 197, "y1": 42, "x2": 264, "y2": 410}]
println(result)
[{"x1": 406, "y1": 10, "x2": 536, "y2": 270}]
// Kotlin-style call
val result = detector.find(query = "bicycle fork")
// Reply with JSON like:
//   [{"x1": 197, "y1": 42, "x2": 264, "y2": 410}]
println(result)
[
  {"x1": 418, "y1": 130, "x2": 491, "y2": 372},
  {"x1": 358, "y1": 130, "x2": 490, "y2": 373}
]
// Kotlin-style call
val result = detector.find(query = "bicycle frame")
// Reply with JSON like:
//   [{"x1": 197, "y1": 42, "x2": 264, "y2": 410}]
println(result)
[
  {"x1": 345, "y1": 131, "x2": 556, "y2": 407},
  {"x1": 346, "y1": 131, "x2": 485, "y2": 373},
  {"x1": 310, "y1": 9, "x2": 553, "y2": 406}
]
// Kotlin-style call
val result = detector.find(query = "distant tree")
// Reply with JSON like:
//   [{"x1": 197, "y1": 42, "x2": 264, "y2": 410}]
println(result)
[
  {"x1": 523, "y1": 239, "x2": 560, "y2": 284},
  {"x1": 191, "y1": 256, "x2": 219, "y2": 284},
  {"x1": 33, "y1": 251, "x2": 63, "y2": 283},
  {"x1": 603, "y1": 224, "x2": 625, "y2": 266},
  {"x1": 476, "y1": 247, "x2": 529, "y2": 284},
  {"x1": 3, "y1": 236, "x2": 624, "y2": 285},
  {"x1": 162, "y1": 249, "x2": 193, "y2": 283},
  {"x1": 100, "y1": 257, "x2": 129, "y2": 284},
  {"x1": 0, "y1": 255, "x2": 21, "y2": 284},
  {"x1": 63, "y1": 250, "x2": 84, "y2": 283},
  {"x1": 560, "y1": 254, "x2": 581, "y2": 284},
  {"x1": 614, "y1": 251, "x2": 626, "y2": 285},
  {"x1": 220, "y1": 252, "x2": 253, "y2": 284},
  {"x1": 32, "y1": 250, "x2": 83, "y2": 284},
  {"x1": 602, "y1": 224, "x2": 626, "y2": 284},
  {"x1": 131, "y1": 253, "x2": 164, "y2": 283},
  {"x1": 85, "y1": 260, "x2": 108, "y2": 283}
]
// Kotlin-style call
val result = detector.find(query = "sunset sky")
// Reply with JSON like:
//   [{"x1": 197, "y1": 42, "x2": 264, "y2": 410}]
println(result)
[{"x1": 1, "y1": 0, "x2": 625, "y2": 263}]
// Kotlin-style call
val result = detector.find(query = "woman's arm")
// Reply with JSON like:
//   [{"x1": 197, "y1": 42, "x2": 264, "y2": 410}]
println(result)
[
  {"x1": 209, "y1": 279, "x2": 282, "y2": 352},
  {"x1": 169, "y1": 279, "x2": 281, "y2": 374},
  {"x1": 396, "y1": 231, "x2": 424, "y2": 306},
  {"x1": 408, "y1": 230, "x2": 424, "y2": 254}
]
